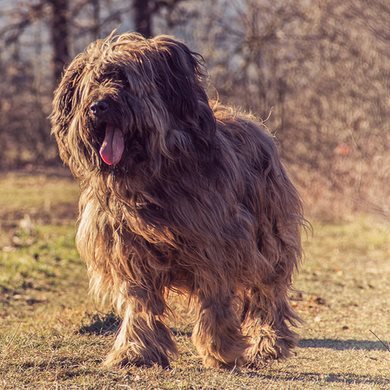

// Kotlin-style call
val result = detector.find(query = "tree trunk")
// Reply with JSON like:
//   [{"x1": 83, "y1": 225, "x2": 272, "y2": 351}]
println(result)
[
  {"x1": 49, "y1": 0, "x2": 70, "y2": 84},
  {"x1": 92, "y1": 0, "x2": 101, "y2": 40},
  {"x1": 134, "y1": 0, "x2": 153, "y2": 38}
]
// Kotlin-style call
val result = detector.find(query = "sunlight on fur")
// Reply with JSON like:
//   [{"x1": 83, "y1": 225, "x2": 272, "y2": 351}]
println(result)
[{"x1": 50, "y1": 32, "x2": 304, "y2": 369}]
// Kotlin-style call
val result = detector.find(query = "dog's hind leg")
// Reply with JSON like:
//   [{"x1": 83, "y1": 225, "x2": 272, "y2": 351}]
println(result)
[
  {"x1": 192, "y1": 291, "x2": 248, "y2": 369},
  {"x1": 241, "y1": 282, "x2": 301, "y2": 367},
  {"x1": 104, "y1": 283, "x2": 177, "y2": 368}
]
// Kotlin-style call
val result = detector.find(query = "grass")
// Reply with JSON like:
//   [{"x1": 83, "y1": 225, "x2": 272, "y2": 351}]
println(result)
[{"x1": 0, "y1": 171, "x2": 389, "y2": 389}]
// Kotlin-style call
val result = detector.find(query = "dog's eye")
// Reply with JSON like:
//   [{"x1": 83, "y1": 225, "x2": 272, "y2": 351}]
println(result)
[{"x1": 103, "y1": 67, "x2": 126, "y2": 82}]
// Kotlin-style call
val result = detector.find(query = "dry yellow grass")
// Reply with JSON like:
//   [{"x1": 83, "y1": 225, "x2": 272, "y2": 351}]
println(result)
[{"x1": 0, "y1": 172, "x2": 389, "y2": 389}]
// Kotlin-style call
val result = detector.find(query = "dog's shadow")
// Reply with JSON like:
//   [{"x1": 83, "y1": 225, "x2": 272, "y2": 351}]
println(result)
[
  {"x1": 78, "y1": 313, "x2": 193, "y2": 338},
  {"x1": 79, "y1": 316, "x2": 389, "y2": 354},
  {"x1": 299, "y1": 338, "x2": 389, "y2": 351},
  {"x1": 79, "y1": 313, "x2": 120, "y2": 336},
  {"x1": 79, "y1": 315, "x2": 390, "y2": 353}
]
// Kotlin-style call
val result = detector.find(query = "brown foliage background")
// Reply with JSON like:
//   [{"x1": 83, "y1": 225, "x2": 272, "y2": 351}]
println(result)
[{"x1": 0, "y1": 0, "x2": 389, "y2": 217}]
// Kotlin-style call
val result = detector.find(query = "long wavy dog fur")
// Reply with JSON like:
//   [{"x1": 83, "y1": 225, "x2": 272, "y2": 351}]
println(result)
[{"x1": 51, "y1": 32, "x2": 304, "y2": 369}]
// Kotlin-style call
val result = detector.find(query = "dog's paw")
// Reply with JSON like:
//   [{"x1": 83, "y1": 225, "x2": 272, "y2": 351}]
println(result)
[
  {"x1": 244, "y1": 333, "x2": 295, "y2": 368},
  {"x1": 104, "y1": 348, "x2": 170, "y2": 369},
  {"x1": 202, "y1": 354, "x2": 244, "y2": 370}
]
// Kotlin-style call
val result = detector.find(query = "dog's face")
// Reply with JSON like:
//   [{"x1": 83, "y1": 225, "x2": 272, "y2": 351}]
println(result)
[{"x1": 51, "y1": 33, "x2": 215, "y2": 177}]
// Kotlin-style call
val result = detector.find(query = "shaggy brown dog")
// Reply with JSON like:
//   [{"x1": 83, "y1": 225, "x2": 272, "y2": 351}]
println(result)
[{"x1": 51, "y1": 32, "x2": 304, "y2": 369}]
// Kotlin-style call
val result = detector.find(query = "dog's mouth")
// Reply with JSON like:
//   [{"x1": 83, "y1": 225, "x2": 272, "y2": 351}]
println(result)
[{"x1": 98, "y1": 122, "x2": 125, "y2": 166}]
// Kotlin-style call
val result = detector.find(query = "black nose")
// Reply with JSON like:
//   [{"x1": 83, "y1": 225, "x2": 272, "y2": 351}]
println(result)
[{"x1": 90, "y1": 100, "x2": 109, "y2": 115}]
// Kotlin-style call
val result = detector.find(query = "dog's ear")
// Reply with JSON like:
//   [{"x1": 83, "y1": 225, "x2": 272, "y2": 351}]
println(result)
[
  {"x1": 50, "y1": 54, "x2": 86, "y2": 166},
  {"x1": 151, "y1": 36, "x2": 216, "y2": 140}
]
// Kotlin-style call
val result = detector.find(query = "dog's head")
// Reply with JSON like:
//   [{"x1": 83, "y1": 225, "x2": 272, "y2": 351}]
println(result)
[{"x1": 51, "y1": 33, "x2": 215, "y2": 178}]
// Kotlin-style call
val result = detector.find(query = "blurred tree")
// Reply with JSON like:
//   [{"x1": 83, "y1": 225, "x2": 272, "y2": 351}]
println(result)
[
  {"x1": 48, "y1": 0, "x2": 70, "y2": 82},
  {"x1": 0, "y1": 0, "x2": 69, "y2": 84},
  {"x1": 134, "y1": 0, "x2": 152, "y2": 37},
  {"x1": 91, "y1": 0, "x2": 101, "y2": 39},
  {"x1": 174, "y1": 0, "x2": 389, "y2": 214},
  {"x1": 134, "y1": 0, "x2": 192, "y2": 37}
]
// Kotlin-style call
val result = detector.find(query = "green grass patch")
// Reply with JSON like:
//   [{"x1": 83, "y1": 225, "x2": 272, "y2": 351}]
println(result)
[
  {"x1": 0, "y1": 224, "x2": 80, "y2": 295},
  {"x1": 0, "y1": 172, "x2": 79, "y2": 212}
]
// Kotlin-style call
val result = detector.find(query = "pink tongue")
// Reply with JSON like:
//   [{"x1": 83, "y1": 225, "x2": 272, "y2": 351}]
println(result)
[{"x1": 99, "y1": 126, "x2": 124, "y2": 166}]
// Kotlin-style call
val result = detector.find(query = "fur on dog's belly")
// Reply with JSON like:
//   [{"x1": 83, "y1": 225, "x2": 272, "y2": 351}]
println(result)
[{"x1": 76, "y1": 189, "x2": 262, "y2": 294}]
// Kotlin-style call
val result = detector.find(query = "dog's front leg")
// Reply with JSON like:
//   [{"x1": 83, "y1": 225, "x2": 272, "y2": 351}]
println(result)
[
  {"x1": 192, "y1": 292, "x2": 248, "y2": 369},
  {"x1": 104, "y1": 284, "x2": 177, "y2": 368},
  {"x1": 77, "y1": 200, "x2": 177, "y2": 368}
]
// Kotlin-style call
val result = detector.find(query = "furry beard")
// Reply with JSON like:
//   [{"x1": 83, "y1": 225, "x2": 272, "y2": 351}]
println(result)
[{"x1": 51, "y1": 32, "x2": 304, "y2": 369}]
